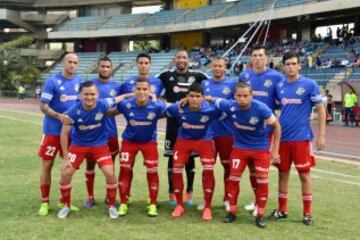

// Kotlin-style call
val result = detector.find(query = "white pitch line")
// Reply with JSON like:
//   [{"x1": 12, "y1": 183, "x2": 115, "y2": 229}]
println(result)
[
  {"x1": 0, "y1": 114, "x2": 42, "y2": 125},
  {"x1": 314, "y1": 150, "x2": 360, "y2": 160},
  {"x1": 0, "y1": 107, "x2": 42, "y2": 116},
  {"x1": 312, "y1": 168, "x2": 360, "y2": 180}
]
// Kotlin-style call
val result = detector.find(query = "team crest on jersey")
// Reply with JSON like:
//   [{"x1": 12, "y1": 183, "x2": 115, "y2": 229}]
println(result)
[
  {"x1": 230, "y1": 106, "x2": 236, "y2": 112},
  {"x1": 200, "y1": 115, "x2": 209, "y2": 123},
  {"x1": 110, "y1": 89, "x2": 116, "y2": 97},
  {"x1": 244, "y1": 73, "x2": 250, "y2": 80},
  {"x1": 147, "y1": 112, "x2": 156, "y2": 120},
  {"x1": 222, "y1": 87, "x2": 231, "y2": 95},
  {"x1": 296, "y1": 87, "x2": 305, "y2": 96},
  {"x1": 95, "y1": 112, "x2": 103, "y2": 121},
  {"x1": 129, "y1": 112, "x2": 135, "y2": 117},
  {"x1": 126, "y1": 103, "x2": 132, "y2": 109},
  {"x1": 264, "y1": 79, "x2": 272, "y2": 88},
  {"x1": 249, "y1": 116, "x2": 259, "y2": 125},
  {"x1": 188, "y1": 76, "x2": 196, "y2": 84},
  {"x1": 74, "y1": 84, "x2": 80, "y2": 92}
]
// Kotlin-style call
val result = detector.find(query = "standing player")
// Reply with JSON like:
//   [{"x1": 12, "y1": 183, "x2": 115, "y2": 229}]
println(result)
[
  {"x1": 158, "y1": 50, "x2": 208, "y2": 205},
  {"x1": 198, "y1": 56, "x2": 236, "y2": 210},
  {"x1": 167, "y1": 83, "x2": 222, "y2": 220},
  {"x1": 209, "y1": 82, "x2": 281, "y2": 228},
  {"x1": 84, "y1": 56, "x2": 122, "y2": 208},
  {"x1": 119, "y1": 53, "x2": 164, "y2": 202},
  {"x1": 116, "y1": 78, "x2": 166, "y2": 217},
  {"x1": 58, "y1": 81, "x2": 126, "y2": 219},
  {"x1": 239, "y1": 45, "x2": 284, "y2": 215},
  {"x1": 269, "y1": 51, "x2": 326, "y2": 225},
  {"x1": 38, "y1": 53, "x2": 81, "y2": 216}
]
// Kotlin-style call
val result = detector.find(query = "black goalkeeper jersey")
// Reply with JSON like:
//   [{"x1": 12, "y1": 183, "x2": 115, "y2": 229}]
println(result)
[{"x1": 158, "y1": 69, "x2": 208, "y2": 103}]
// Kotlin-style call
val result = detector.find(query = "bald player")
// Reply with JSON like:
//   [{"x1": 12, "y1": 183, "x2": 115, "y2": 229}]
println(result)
[{"x1": 38, "y1": 53, "x2": 82, "y2": 216}]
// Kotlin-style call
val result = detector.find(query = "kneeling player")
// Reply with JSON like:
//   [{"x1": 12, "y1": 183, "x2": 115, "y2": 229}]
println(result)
[
  {"x1": 58, "y1": 81, "x2": 125, "y2": 219},
  {"x1": 166, "y1": 83, "x2": 222, "y2": 221},
  {"x1": 116, "y1": 78, "x2": 166, "y2": 217},
  {"x1": 213, "y1": 82, "x2": 281, "y2": 228}
]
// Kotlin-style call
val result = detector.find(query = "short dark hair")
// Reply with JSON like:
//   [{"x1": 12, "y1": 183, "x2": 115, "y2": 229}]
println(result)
[
  {"x1": 282, "y1": 50, "x2": 300, "y2": 64},
  {"x1": 212, "y1": 56, "x2": 227, "y2": 63},
  {"x1": 98, "y1": 56, "x2": 112, "y2": 65},
  {"x1": 136, "y1": 53, "x2": 151, "y2": 63},
  {"x1": 175, "y1": 49, "x2": 188, "y2": 57},
  {"x1": 135, "y1": 77, "x2": 150, "y2": 86},
  {"x1": 235, "y1": 82, "x2": 252, "y2": 92},
  {"x1": 80, "y1": 81, "x2": 96, "y2": 91},
  {"x1": 251, "y1": 44, "x2": 267, "y2": 55},
  {"x1": 187, "y1": 82, "x2": 203, "y2": 95}
]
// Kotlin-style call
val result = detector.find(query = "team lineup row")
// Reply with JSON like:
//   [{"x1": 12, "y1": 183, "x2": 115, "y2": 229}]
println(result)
[{"x1": 37, "y1": 46, "x2": 326, "y2": 228}]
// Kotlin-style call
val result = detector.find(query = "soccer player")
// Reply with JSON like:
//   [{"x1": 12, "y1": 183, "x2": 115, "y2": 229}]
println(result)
[
  {"x1": 167, "y1": 83, "x2": 222, "y2": 221},
  {"x1": 269, "y1": 51, "x2": 326, "y2": 225},
  {"x1": 38, "y1": 53, "x2": 81, "y2": 216},
  {"x1": 57, "y1": 81, "x2": 126, "y2": 219},
  {"x1": 84, "y1": 56, "x2": 122, "y2": 208},
  {"x1": 239, "y1": 44, "x2": 284, "y2": 215},
  {"x1": 120, "y1": 53, "x2": 164, "y2": 96},
  {"x1": 116, "y1": 78, "x2": 166, "y2": 217},
  {"x1": 198, "y1": 56, "x2": 236, "y2": 211},
  {"x1": 209, "y1": 82, "x2": 281, "y2": 228},
  {"x1": 158, "y1": 50, "x2": 208, "y2": 205},
  {"x1": 119, "y1": 53, "x2": 164, "y2": 202}
]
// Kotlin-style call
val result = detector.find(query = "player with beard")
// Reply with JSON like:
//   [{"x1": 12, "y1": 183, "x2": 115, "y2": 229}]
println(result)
[{"x1": 158, "y1": 50, "x2": 208, "y2": 205}]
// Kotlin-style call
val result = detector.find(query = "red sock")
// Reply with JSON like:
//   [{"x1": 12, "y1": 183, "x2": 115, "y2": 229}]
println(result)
[
  {"x1": 227, "y1": 175, "x2": 240, "y2": 214},
  {"x1": 119, "y1": 165, "x2": 132, "y2": 204},
  {"x1": 106, "y1": 183, "x2": 117, "y2": 208},
  {"x1": 85, "y1": 170, "x2": 95, "y2": 199},
  {"x1": 302, "y1": 193, "x2": 313, "y2": 216},
  {"x1": 128, "y1": 168, "x2": 133, "y2": 198},
  {"x1": 249, "y1": 173, "x2": 257, "y2": 204},
  {"x1": 173, "y1": 167, "x2": 184, "y2": 207},
  {"x1": 40, "y1": 184, "x2": 50, "y2": 203},
  {"x1": 278, "y1": 191, "x2": 288, "y2": 213},
  {"x1": 202, "y1": 165, "x2": 215, "y2": 208},
  {"x1": 146, "y1": 167, "x2": 159, "y2": 205},
  {"x1": 221, "y1": 161, "x2": 230, "y2": 201},
  {"x1": 256, "y1": 177, "x2": 269, "y2": 217},
  {"x1": 59, "y1": 183, "x2": 72, "y2": 207}
]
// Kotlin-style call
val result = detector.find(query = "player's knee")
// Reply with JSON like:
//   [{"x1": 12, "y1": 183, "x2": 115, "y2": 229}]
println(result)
[
  {"x1": 299, "y1": 172, "x2": 311, "y2": 183},
  {"x1": 42, "y1": 160, "x2": 54, "y2": 171},
  {"x1": 279, "y1": 170, "x2": 290, "y2": 179}
]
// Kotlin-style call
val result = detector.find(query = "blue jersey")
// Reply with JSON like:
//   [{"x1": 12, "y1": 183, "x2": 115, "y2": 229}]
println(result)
[
  {"x1": 276, "y1": 76, "x2": 322, "y2": 141},
  {"x1": 216, "y1": 99, "x2": 274, "y2": 150},
  {"x1": 117, "y1": 98, "x2": 166, "y2": 143},
  {"x1": 166, "y1": 101, "x2": 222, "y2": 140},
  {"x1": 66, "y1": 98, "x2": 115, "y2": 146},
  {"x1": 40, "y1": 73, "x2": 81, "y2": 135},
  {"x1": 93, "y1": 78, "x2": 121, "y2": 138},
  {"x1": 201, "y1": 77, "x2": 236, "y2": 137},
  {"x1": 239, "y1": 68, "x2": 284, "y2": 112},
  {"x1": 120, "y1": 75, "x2": 164, "y2": 96}
]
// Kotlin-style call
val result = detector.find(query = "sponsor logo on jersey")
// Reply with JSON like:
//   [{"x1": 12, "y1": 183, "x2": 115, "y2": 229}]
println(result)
[
  {"x1": 200, "y1": 115, "x2": 209, "y2": 123},
  {"x1": 234, "y1": 122, "x2": 256, "y2": 131},
  {"x1": 249, "y1": 116, "x2": 259, "y2": 125},
  {"x1": 95, "y1": 112, "x2": 104, "y2": 121},
  {"x1": 296, "y1": 87, "x2": 305, "y2": 96},
  {"x1": 253, "y1": 91, "x2": 269, "y2": 97},
  {"x1": 173, "y1": 86, "x2": 188, "y2": 93},
  {"x1": 79, "y1": 123, "x2": 101, "y2": 131},
  {"x1": 60, "y1": 94, "x2": 78, "y2": 102},
  {"x1": 129, "y1": 120, "x2": 152, "y2": 126},
  {"x1": 281, "y1": 98, "x2": 302, "y2": 105},
  {"x1": 182, "y1": 122, "x2": 205, "y2": 129},
  {"x1": 264, "y1": 79, "x2": 273, "y2": 88},
  {"x1": 147, "y1": 112, "x2": 156, "y2": 120},
  {"x1": 222, "y1": 87, "x2": 231, "y2": 95}
]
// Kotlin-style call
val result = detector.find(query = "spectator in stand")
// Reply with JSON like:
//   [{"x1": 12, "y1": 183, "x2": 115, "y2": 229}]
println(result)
[
  {"x1": 307, "y1": 54, "x2": 313, "y2": 68},
  {"x1": 325, "y1": 90, "x2": 335, "y2": 124},
  {"x1": 316, "y1": 56, "x2": 322, "y2": 68}
]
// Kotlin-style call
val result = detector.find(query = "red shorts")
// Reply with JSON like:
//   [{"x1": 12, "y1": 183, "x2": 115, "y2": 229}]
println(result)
[
  {"x1": 277, "y1": 141, "x2": 315, "y2": 173},
  {"x1": 173, "y1": 139, "x2": 215, "y2": 167},
  {"x1": 67, "y1": 145, "x2": 113, "y2": 169},
  {"x1": 119, "y1": 140, "x2": 158, "y2": 168},
  {"x1": 214, "y1": 136, "x2": 233, "y2": 164},
  {"x1": 247, "y1": 134, "x2": 273, "y2": 169},
  {"x1": 230, "y1": 147, "x2": 270, "y2": 177},
  {"x1": 108, "y1": 136, "x2": 120, "y2": 157},
  {"x1": 38, "y1": 135, "x2": 63, "y2": 161}
]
